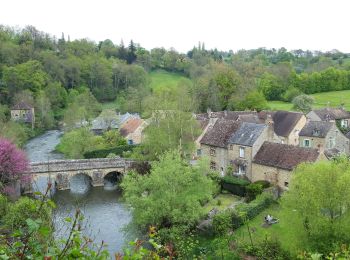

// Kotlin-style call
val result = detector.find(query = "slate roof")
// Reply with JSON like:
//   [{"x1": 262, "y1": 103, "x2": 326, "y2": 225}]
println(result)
[
  {"x1": 91, "y1": 117, "x2": 119, "y2": 130},
  {"x1": 346, "y1": 131, "x2": 350, "y2": 139},
  {"x1": 324, "y1": 148, "x2": 341, "y2": 159},
  {"x1": 299, "y1": 121, "x2": 333, "y2": 138},
  {"x1": 195, "y1": 111, "x2": 258, "y2": 121},
  {"x1": 312, "y1": 108, "x2": 350, "y2": 120},
  {"x1": 271, "y1": 111, "x2": 304, "y2": 137},
  {"x1": 228, "y1": 122, "x2": 266, "y2": 147},
  {"x1": 253, "y1": 142, "x2": 319, "y2": 170},
  {"x1": 120, "y1": 118, "x2": 143, "y2": 137},
  {"x1": 11, "y1": 101, "x2": 33, "y2": 110},
  {"x1": 200, "y1": 119, "x2": 241, "y2": 148}
]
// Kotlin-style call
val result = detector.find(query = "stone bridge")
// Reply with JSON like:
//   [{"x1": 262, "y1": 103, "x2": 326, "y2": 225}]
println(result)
[{"x1": 26, "y1": 158, "x2": 135, "y2": 191}]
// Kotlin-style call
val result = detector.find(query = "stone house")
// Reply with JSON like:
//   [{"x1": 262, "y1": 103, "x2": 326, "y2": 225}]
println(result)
[
  {"x1": 120, "y1": 118, "x2": 147, "y2": 145},
  {"x1": 200, "y1": 119, "x2": 242, "y2": 175},
  {"x1": 10, "y1": 101, "x2": 35, "y2": 129},
  {"x1": 227, "y1": 122, "x2": 276, "y2": 180},
  {"x1": 299, "y1": 120, "x2": 349, "y2": 154},
  {"x1": 307, "y1": 107, "x2": 350, "y2": 128},
  {"x1": 265, "y1": 111, "x2": 306, "y2": 145},
  {"x1": 252, "y1": 142, "x2": 323, "y2": 190}
]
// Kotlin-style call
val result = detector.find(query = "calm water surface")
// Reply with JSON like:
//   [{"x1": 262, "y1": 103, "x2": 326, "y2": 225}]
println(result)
[{"x1": 25, "y1": 130, "x2": 133, "y2": 256}]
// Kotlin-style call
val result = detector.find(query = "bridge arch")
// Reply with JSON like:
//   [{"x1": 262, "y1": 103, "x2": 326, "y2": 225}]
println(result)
[
  {"x1": 69, "y1": 173, "x2": 92, "y2": 193},
  {"x1": 103, "y1": 171, "x2": 123, "y2": 189}
]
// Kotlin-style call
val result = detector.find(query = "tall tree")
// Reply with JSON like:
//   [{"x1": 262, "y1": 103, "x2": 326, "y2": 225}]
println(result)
[{"x1": 127, "y1": 40, "x2": 137, "y2": 64}]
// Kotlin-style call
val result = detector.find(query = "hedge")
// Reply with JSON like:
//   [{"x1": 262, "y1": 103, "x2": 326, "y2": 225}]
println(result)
[
  {"x1": 221, "y1": 176, "x2": 250, "y2": 196},
  {"x1": 84, "y1": 145, "x2": 137, "y2": 159},
  {"x1": 232, "y1": 192, "x2": 274, "y2": 228}
]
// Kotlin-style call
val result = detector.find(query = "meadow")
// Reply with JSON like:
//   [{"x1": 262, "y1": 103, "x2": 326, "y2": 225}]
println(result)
[{"x1": 268, "y1": 90, "x2": 350, "y2": 111}]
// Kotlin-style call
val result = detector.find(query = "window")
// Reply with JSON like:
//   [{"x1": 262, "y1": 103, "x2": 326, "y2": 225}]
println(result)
[
  {"x1": 341, "y1": 119, "x2": 348, "y2": 128},
  {"x1": 229, "y1": 144, "x2": 233, "y2": 150},
  {"x1": 238, "y1": 165, "x2": 246, "y2": 175},
  {"x1": 210, "y1": 161, "x2": 216, "y2": 170},
  {"x1": 128, "y1": 139, "x2": 133, "y2": 145},
  {"x1": 239, "y1": 147, "x2": 245, "y2": 158},
  {"x1": 284, "y1": 182, "x2": 289, "y2": 187},
  {"x1": 303, "y1": 139, "x2": 310, "y2": 147},
  {"x1": 197, "y1": 149, "x2": 202, "y2": 156},
  {"x1": 210, "y1": 147, "x2": 216, "y2": 156},
  {"x1": 328, "y1": 137, "x2": 335, "y2": 149}
]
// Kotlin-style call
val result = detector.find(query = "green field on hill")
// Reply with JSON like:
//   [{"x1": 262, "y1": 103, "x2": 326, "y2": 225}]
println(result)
[
  {"x1": 268, "y1": 90, "x2": 350, "y2": 111},
  {"x1": 149, "y1": 69, "x2": 192, "y2": 93}
]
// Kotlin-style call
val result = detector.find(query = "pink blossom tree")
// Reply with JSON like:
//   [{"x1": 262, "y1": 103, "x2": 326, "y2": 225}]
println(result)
[{"x1": 0, "y1": 138, "x2": 29, "y2": 193}]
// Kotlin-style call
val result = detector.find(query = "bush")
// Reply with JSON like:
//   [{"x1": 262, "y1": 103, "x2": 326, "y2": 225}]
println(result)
[
  {"x1": 84, "y1": 144, "x2": 137, "y2": 158},
  {"x1": 282, "y1": 87, "x2": 302, "y2": 102},
  {"x1": 221, "y1": 176, "x2": 250, "y2": 196},
  {"x1": 253, "y1": 180, "x2": 270, "y2": 189},
  {"x1": 3, "y1": 197, "x2": 51, "y2": 230},
  {"x1": 242, "y1": 237, "x2": 292, "y2": 260},
  {"x1": 0, "y1": 194, "x2": 8, "y2": 221},
  {"x1": 212, "y1": 210, "x2": 233, "y2": 236},
  {"x1": 232, "y1": 193, "x2": 274, "y2": 228},
  {"x1": 245, "y1": 183, "x2": 264, "y2": 202}
]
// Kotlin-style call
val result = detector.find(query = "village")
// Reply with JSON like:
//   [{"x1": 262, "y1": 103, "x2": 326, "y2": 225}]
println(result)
[{"x1": 196, "y1": 107, "x2": 350, "y2": 190}]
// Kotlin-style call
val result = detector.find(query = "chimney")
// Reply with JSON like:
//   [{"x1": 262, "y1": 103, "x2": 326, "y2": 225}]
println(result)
[{"x1": 266, "y1": 114, "x2": 275, "y2": 141}]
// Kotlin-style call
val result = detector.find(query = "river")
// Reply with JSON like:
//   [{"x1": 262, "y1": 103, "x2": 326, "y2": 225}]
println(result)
[{"x1": 24, "y1": 130, "x2": 133, "y2": 255}]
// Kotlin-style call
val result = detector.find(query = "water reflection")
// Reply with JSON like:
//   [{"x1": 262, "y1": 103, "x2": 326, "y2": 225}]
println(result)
[
  {"x1": 53, "y1": 187, "x2": 132, "y2": 255},
  {"x1": 69, "y1": 174, "x2": 92, "y2": 194}
]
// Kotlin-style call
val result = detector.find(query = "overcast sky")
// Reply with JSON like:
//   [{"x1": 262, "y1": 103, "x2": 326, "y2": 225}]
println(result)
[{"x1": 1, "y1": 0, "x2": 350, "y2": 53}]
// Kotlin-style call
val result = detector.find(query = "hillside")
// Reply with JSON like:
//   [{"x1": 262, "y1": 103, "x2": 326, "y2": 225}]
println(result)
[
  {"x1": 149, "y1": 70, "x2": 192, "y2": 93},
  {"x1": 268, "y1": 90, "x2": 350, "y2": 111}
]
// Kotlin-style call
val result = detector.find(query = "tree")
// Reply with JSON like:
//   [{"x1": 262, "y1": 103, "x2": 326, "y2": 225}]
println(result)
[
  {"x1": 282, "y1": 158, "x2": 350, "y2": 253},
  {"x1": 56, "y1": 128, "x2": 102, "y2": 159},
  {"x1": 102, "y1": 130, "x2": 126, "y2": 148},
  {"x1": 35, "y1": 90, "x2": 55, "y2": 129},
  {"x1": 237, "y1": 91, "x2": 269, "y2": 111},
  {"x1": 121, "y1": 150, "x2": 214, "y2": 231},
  {"x1": 292, "y1": 94, "x2": 314, "y2": 113},
  {"x1": 0, "y1": 138, "x2": 29, "y2": 191},
  {"x1": 127, "y1": 40, "x2": 137, "y2": 64}
]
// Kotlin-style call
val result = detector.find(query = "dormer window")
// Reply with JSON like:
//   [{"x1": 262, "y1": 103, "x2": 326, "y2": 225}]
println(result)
[{"x1": 312, "y1": 128, "x2": 320, "y2": 136}]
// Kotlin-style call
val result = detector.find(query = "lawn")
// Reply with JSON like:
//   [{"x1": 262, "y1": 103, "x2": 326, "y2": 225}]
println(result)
[
  {"x1": 268, "y1": 90, "x2": 350, "y2": 111},
  {"x1": 204, "y1": 193, "x2": 242, "y2": 214},
  {"x1": 149, "y1": 69, "x2": 192, "y2": 93},
  {"x1": 233, "y1": 202, "x2": 309, "y2": 256},
  {"x1": 101, "y1": 102, "x2": 118, "y2": 110}
]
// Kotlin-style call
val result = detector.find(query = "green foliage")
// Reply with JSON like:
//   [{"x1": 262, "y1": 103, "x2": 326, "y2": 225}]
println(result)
[
  {"x1": 84, "y1": 144, "x2": 137, "y2": 159},
  {"x1": 282, "y1": 159, "x2": 350, "y2": 254},
  {"x1": 212, "y1": 210, "x2": 233, "y2": 236},
  {"x1": 241, "y1": 237, "x2": 292, "y2": 260},
  {"x1": 3, "y1": 197, "x2": 51, "y2": 230},
  {"x1": 221, "y1": 176, "x2": 250, "y2": 196},
  {"x1": 0, "y1": 121, "x2": 29, "y2": 147},
  {"x1": 237, "y1": 91, "x2": 269, "y2": 111},
  {"x1": 0, "y1": 194, "x2": 8, "y2": 219},
  {"x1": 56, "y1": 127, "x2": 102, "y2": 159},
  {"x1": 102, "y1": 129, "x2": 127, "y2": 148},
  {"x1": 246, "y1": 183, "x2": 264, "y2": 202},
  {"x1": 258, "y1": 72, "x2": 286, "y2": 100},
  {"x1": 292, "y1": 94, "x2": 314, "y2": 113},
  {"x1": 282, "y1": 87, "x2": 302, "y2": 102},
  {"x1": 121, "y1": 150, "x2": 215, "y2": 231},
  {"x1": 233, "y1": 193, "x2": 274, "y2": 228}
]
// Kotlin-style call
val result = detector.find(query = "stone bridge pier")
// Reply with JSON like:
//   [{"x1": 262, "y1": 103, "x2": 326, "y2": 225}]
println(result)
[{"x1": 26, "y1": 158, "x2": 135, "y2": 191}]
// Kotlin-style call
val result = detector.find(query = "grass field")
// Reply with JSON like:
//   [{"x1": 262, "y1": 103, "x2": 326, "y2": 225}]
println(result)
[
  {"x1": 234, "y1": 203, "x2": 309, "y2": 255},
  {"x1": 268, "y1": 90, "x2": 350, "y2": 111},
  {"x1": 149, "y1": 69, "x2": 192, "y2": 93},
  {"x1": 204, "y1": 193, "x2": 242, "y2": 214}
]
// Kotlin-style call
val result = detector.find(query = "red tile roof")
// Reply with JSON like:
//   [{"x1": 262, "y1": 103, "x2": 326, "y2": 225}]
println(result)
[
  {"x1": 120, "y1": 118, "x2": 143, "y2": 137},
  {"x1": 253, "y1": 142, "x2": 319, "y2": 170}
]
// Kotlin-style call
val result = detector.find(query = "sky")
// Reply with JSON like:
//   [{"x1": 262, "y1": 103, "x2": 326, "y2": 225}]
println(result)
[{"x1": 1, "y1": 0, "x2": 350, "y2": 53}]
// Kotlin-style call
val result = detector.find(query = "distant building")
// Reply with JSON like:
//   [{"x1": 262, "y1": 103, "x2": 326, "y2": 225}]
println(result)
[
  {"x1": 10, "y1": 101, "x2": 35, "y2": 129},
  {"x1": 299, "y1": 120, "x2": 349, "y2": 154},
  {"x1": 120, "y1": 118, "x2": 147, "y2": 145},
  {"x1": 307, "y1": 107, "x2": 350, "y2": 128}
]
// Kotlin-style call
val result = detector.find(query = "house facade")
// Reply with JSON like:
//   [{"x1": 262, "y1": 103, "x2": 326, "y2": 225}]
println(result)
[
  {"x1": 252, "y1": 142, "x2": 323, "y2": 190},
  {"x1": 227, "y1": 122, "x2": 275, "y2": 180},
  {"x1": 307, "y1": 107, "x2": 350, "y2": 129},
  {"x1": 299, "y1": 121, "x2": 349, "y2": 154},
  {"x1": 120, "y1": 118, "x2": 147, "y2": 145},
  {"x1": 200, "y1": 119, "x2": 241, "y2": 175},
  {"x1": 10, "y1": 102, "x2": 35, "y2": 129}
]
